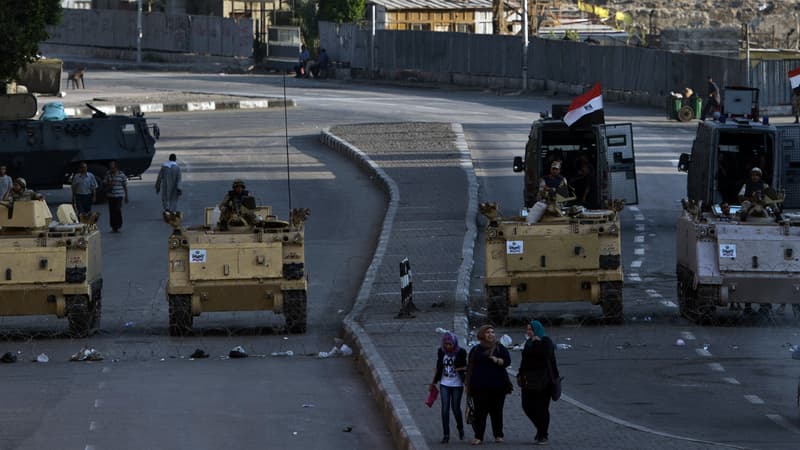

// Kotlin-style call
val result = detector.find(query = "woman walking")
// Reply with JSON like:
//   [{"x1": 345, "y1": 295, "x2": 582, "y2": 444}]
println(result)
[
  {"x1": 466, "y1": 324, "x2": 511, "y2": 445},
  {"x1": 518, "y1": 320, "x2": 560, "y2": 445},
  {"x1": 430, "y1": 331, "x2": 467, "y2": 443}
]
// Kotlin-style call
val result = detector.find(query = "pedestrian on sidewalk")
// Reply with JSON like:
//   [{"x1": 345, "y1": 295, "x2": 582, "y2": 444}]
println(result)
[
  {"x1": 0, "y1": 165, "x2": 12, "y2": 201},
  {"x1": 466, "y1": 324, "x2": 511, "y2": 445},
  {"x1": 430, "y1": 331, "x2": 467, "y2": 444},
  {"x1": 71, "y1": 162, "x2": 98, "y2": 215},
  {"x1": 517, "y1": 320, "x2": 560, "y2": 445},
  {"x1": 103, "y1": 160, "x2": 128, "y2": 232},
  {"x1": 700, "y1": 75, "x2": 721, "y2": 121},
  {"x1": 155, "y1": 153, "x2": 182, "y2": 213}
]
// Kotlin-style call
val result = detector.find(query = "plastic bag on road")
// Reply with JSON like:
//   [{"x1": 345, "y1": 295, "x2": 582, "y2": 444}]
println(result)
[
  {"x1": 500, "y1": 334, "x2": 513, "y2": 347},
  {"x1": 229, "y1": 346, "x2": 248, "y2": 359},
  {"x1": 70, "y1": 347, "x2": 103, "y2": 362}
]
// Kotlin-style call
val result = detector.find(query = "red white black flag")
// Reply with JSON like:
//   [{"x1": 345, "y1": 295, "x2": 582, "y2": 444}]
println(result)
[
  {"x1": 564, "y1": 83, "x2": 603, "y2": 127},
  {"x1": 789, "y1": 67, "x2": 800, "y2": 89}
]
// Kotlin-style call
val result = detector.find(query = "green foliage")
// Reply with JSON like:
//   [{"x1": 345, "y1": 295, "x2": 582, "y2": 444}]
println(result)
[
  {"x1": 296, "y1": 0, "x2": 319, "y2": 50},
  {"x1": 318, "y1": 0, "x2": 366, "y2": 23},
  {"x1": 0, "y1": 0, "x2": 62, "y2": 86},
  {"x1": 563, "y1": 30, "x2": 580, "y2": 41}
]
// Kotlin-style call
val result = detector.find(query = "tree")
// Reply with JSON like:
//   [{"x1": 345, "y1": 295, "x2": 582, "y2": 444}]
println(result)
[
  {"x1": 0, "y1": 0, "x2": 62, "y2": 89},
  {"x1": 318, "y1": 0, "x2": 366, "y2": 24}
]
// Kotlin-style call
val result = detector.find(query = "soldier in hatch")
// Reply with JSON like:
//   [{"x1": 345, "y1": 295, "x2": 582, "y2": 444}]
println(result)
[
  {"x1": 737, "y1": 167, "x2": 779, "y2": 221},
  {"x1": 6, "y1": 178, "x2": 42, "y2": 202},
  {"x1": 538, "y1": 161, "x2": 570, "y2": 200},
  {"x1": 218, "y1": 179, "x2": 257, "y2": 229}
]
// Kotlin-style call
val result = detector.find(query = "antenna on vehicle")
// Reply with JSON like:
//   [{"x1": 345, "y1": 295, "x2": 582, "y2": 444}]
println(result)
[{"x1": 282, "y1": 73, "x2": 293, "y2": 212}]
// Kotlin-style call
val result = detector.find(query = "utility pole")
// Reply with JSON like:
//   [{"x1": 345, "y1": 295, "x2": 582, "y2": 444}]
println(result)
[
  {"x1": 744, "y1": 23, "x2": 750, "y2": 87},
  {"x1": 371, "y1": 4, "x2": 376, "y2": 73},
  {"x1": 522, "y1": 0, "x2": 529, "y2": 90}
]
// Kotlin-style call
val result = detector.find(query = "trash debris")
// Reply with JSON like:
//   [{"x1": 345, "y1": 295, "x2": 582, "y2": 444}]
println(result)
[
  {"x1": 435, "y1": 327, "x2": 450, "y2": 334},
  {"x1": 1, "y1": 352, "x2": 17, "y2": 363},
  {"x1": 556, "y1": 343, "x2": 573, "y2": 350},
  {"x1": 70, "y1": 347, "x2": 103, "y2": 362},
  {"x1": 644, "y1": 316, "x2": 652, "y2": 322},
  {"x1": 340, "y1": 344, "x2": 353, "y2": 356},
  {"x1": 675, "y1": 338, "x2": 686, "y2": 347},
  {"x1": 302, "y1": 404, "x2": 315, "y2": 408},
  {"x1": 337, "y1": 309, "x2": 345, "y2": 314},
  {"x1": 782, "y1": 342, "x2": 798, "y2": 352},
  {"x1": 124, "y1": 321, "x2": 134, "y2": 328},
  {"x1": 702, "y1": 343, "x2": 710, "y2": 351},
  {"x1": 500, "y1": 334, "x2": 513, "y2": 347},
  {"x1": 229, "y1": 346, "x2": 248, "y2": 359},
  {"x1": 271, "y1": 350, "x2": 294, "y2": 357},
  {"x1": 190, "y1": 349, "x2": 209, "y2": 359},
  {"x1": 318, "y1": 340, "x2": 353, "y2": 358},
  {"x1": 35, "y1": 353, "x2": 49, "y2": 363},
  {"x1": 615, "y1": 342, "x2": 632, "y2": 350},
  {"x1": 342, "y1": 426, "x2": 353, "y2": 432},
  {"x1": 730, "y1": 345, "x2": 739, "y2": 350},
  {"x1": 292, "y1": 431, "x2": 298, "y2": 436}
]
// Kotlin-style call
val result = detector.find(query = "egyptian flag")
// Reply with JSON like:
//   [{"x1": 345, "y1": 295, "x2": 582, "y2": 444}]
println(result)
[
  {"x1": 564, "y1": 82, "x2": 604, "y2": 127},
  {"x1": 789, "y1": 67, "x2": 800, "y2": 89}
]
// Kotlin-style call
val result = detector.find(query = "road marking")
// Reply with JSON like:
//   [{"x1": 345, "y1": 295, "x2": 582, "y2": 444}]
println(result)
[
  {"x1": 187, "y1": 101, "x2": 215, "y2": 111},
  {"x1": 707, "y1": 362, "x2": 725, "y2": 372},
  {"x1": 681, "y1": 332, "x2": 696, "y2": 341},
  {"x1": 628, "y1": 273, "x2": 641, "y2": 282},
  {"x1": 660, "y1": 300, "x2": 678, "y2": 308},
  {"x1": 646, "y1": 289, "x2": 661, "y2": 298},
  {"x1": 375, "y1": 290, "x2": 451, "y2": 296},
  {"x1": 631, "y1": 260, "x2": 643, "y2": 268},
  {"x1": 635, "y1": 224, "x2": 645, "y2": 232},
  {"x1": 766, "y1": 414, "x2": 800, "y2": 434},
  {"x1": 634, "y1": 248, "x2": 645, "y2": 256},
  {"x1": 722, "y1": 377, "x2": 740, "y2": 385},
  {"x1": 628, "y1": 206, "x2": 640, "y2": 212},
  {"x1": 634, "y1": 214, "x2": 645, "y2": 221},
  {"x1": 101, "y1": 367, "x2": 111, "y2": 374},
  {"x1": 695, "y1": 348, "x2": 712, "y2": 357},
  {"x1": 85, "y1": 446, "x2": 96, "y2": 450},
  {"x1": 94, "y1": 399, "x2": 103, "y2": 408},
  {"x1": 744, "y1": 395, "x2": 764, "y2": 405},
  {"x1": 89, "y1": 421, "x2": 98, "y2": 431},
  {"x1": 634, "y1": 235, "x2": 645, "y2": 243},
  {"x1": 422, "y1": 279, "x2": 457, "y2": 283}
]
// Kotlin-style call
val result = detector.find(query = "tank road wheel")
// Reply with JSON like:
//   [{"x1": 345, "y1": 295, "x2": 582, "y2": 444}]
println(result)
[
  {"x1": 677, "y1": 105, "x2": 695, "y2": 122},
  {"x1": 693, "y1": 285, "x2": 718, "y2": 325},
  {"x1": 284, "y1": 290, "x2": 308, "y2": 334},
  {"x1": 89, "y1": 280, "x2": 102, "y2": 332},
  {"x1": 486, "y1": 287, "x2": 510, "y2": 326},
  {"x1": 168, "y1": 295, "x2": 193, "y2": 336},
  {"x1": 600, "y1": 282, "x2": 624, "y2": 324},
  {"x1": 66, "y1": 295, "x2": 91, "y2": 338}
]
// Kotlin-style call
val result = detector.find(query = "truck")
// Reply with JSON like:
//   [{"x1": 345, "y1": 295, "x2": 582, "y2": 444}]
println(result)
[
  {"x1": 676, "y1": 114, "x2": 800, "y2": 323},
  {"x1": 480, "y1": 106, "x2": 639, "y2": 324},
  {"x1": 164, "y1": 199, "x2": 309, "y2": 335},
  {"x1": 0, "y1": 199, "x2": 102, "y2": 337},
  {"x1": 0, "y1": 93, "x2": 159, "y2": 192}
]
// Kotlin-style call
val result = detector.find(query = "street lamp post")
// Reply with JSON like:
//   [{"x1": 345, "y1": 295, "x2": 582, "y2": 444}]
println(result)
[
  {"x1": 522, "y1": 0, "x2": 528, "y2": 91},
  {"x1": 137, "y1": 0, "x2": 143, "y2": 64}
]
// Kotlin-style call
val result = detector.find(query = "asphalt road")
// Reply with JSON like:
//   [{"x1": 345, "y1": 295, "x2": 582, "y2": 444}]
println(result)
[{"x1": 3, "y1": 71, "x2": 800, "y2": 449}]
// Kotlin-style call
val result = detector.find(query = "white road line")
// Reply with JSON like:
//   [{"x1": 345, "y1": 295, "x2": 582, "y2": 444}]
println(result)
[
  {"x1": 646, "y1": 289, "x2": 661, "y2": 298},
  {"x1": 634, "y1": 235, "x2": 645, "y2": 243},
  {"x1": 766, "y1": 414, "x2": 800, "y2": 434},
  {"x1": 681, "y1": 332, "x2": 696, "y2": 341},
  {"x1": 422, "y1": 279, "x2": 457, "y2": 283},
  {"x1": 628, "y1": 206, "x2": 640, "y2": 212},
  {"x1": 635, "y1": 224, "x2": 645, "y2": 232},
  {"x1": 707, "y1": 362, "x2": 725, "y2": 372},
  {"x1": 634, "y1": 248, "x2": 645, "y2": 256},
  {"x1": 631, "y1": 260, "x2": 643, "y2": 268},
  {"x1": 744, "y1": 395, "x2": 764, "y2": 405},
  {"x1": 375, "y1": 290, "x2": 451, "y2": 296},
  {"x1": 695, "y1": 348, "x2": 712, "y2": 357},
  {"x1": 660, "y1": 300, "x2": 678, "y2": 308},
  {"x1": 628, "y1": 274, "x2": 641, "y2": 282},
  {"x1": 89, "y1": 421, "x2": 98, "y2": 431},
  {"x1": 634, "y1": 214, "x2": 646, "y2": 221},
  {"x1": 722, "y1": 377, "x2": 740, "y2": 385}
]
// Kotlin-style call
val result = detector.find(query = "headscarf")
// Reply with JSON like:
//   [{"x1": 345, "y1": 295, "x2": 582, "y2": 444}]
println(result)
[
  {"x1": 441, "y1": 331, "x2": 459, "y2": 355},
  {"x1": 530, "y1": 320, "x2": 546, "y2": 337}
]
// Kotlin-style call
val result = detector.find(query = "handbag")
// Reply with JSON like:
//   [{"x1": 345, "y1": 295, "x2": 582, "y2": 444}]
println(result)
[
  {"x1": 425, "y1": 385, "x2": 439, "y2": 408},
  {"x1": 465, "y1": 395, "x2": 475, "y2": 424}
]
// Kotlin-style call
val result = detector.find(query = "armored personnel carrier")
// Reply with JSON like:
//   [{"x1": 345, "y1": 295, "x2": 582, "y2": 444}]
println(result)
[
  {"x1": 480, "y1": 107, "x2": 639, "y2": 324},
  {"x1": 164, "y1": 198, "x2": 309, "y2": 335},
  {"x1": 676, "y1": 114, "x2": 800, "y2": 323},
  {"x1": 0, "y1": 93, "x2": 158, "y2": 191},
  {"x1": 0, "y1": 198, "x2": 102, "y2": 337}
]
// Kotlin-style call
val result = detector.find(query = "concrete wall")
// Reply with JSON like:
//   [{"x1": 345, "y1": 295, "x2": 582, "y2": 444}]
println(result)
[{"x1": 46, "y1": 9, "x2": 252, "y2": 57}]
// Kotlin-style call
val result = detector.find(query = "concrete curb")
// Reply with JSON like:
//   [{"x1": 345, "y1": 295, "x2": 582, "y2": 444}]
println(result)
[
  {"x1": 320, "y1": 129, "x2": 428, "y2": 450},
  {"x1": 63, "y1": 98, "x2": 295, "y2": 117}
]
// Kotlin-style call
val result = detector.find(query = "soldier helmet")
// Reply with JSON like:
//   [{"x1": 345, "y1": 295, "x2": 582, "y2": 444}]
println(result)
[
  {"x1": 751, "y1": 167, "x2": 762, "y2": 175},
  {"x1": 232, "y1": 179, "x2": 245, "y2": 188},
  {"x1": 14, "y1": 177, "x2": 26, "y2": 189}
]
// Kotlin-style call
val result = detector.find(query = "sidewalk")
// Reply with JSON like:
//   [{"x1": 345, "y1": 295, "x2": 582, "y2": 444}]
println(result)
[{"x1": 321, "y1": 124, "x2": 737, "y2": 450}]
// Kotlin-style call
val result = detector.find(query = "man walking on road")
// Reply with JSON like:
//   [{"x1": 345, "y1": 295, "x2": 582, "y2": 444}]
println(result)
[
  {"x1": 103, "y1": 160, "x2": 128, "y2": 232},
  {"x1": 71, "y1": 162, "x2": 98, "y2": 215},
  {"x1": 700, "y1": 75, "x2": 721, "y2": 121},
  {"x1": 155, "y1": 153, "x2": 182, "y2": 213},
  {"x1": 0, "y1": 165, "x2": 12, "y2": 201}
]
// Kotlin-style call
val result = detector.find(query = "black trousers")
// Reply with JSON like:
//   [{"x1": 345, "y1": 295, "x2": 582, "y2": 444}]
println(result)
[
  {"x1": 700, "y1": 98, "x2": 719, "y2": 120},
  {"x1": 521, "y1": 388, "x2": 552, "y2": 440},
  {"x1": 107, "y1": 196, "x2": 123, "y2": 231},
  {"x1": 470, "y1": 388, "x2": 505, "y2": 441}
]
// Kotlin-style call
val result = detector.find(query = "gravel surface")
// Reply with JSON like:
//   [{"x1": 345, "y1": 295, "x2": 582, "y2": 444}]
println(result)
[{"x1": 330, "y1": 122, "x2": 459, "y2": 160}]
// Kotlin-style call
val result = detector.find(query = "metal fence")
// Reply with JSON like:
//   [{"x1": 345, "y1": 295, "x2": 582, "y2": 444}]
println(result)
[
  {"x1": 47, "y1": 9, "x2": 253, "y2": 58},
  {"x1": 320, "y1": 22, "x2": 800, "y2": 108}
]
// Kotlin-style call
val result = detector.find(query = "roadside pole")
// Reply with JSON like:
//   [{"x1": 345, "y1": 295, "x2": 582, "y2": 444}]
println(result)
[
  {"x1": 136, "y1": 0, "x2": 143, "y2": 64},
  {"x1": 522, "y1": 0, "x2": 529, "y2": 91}
]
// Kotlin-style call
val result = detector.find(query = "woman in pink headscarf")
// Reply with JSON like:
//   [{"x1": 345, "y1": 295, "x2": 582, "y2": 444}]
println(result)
[{"x1": 430, "y1": 331, "x2": 467, "y2": 443}]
